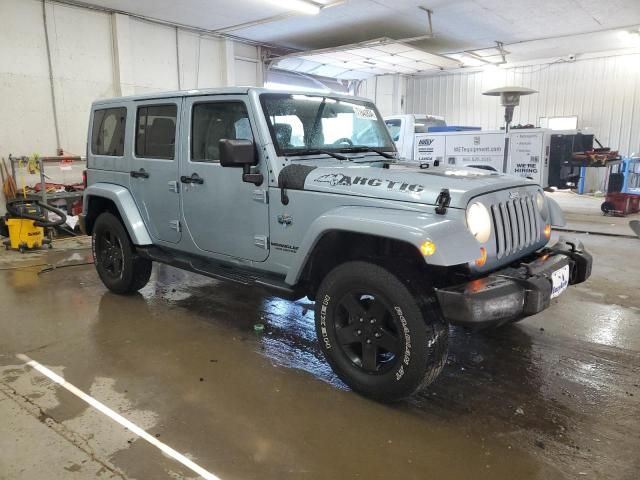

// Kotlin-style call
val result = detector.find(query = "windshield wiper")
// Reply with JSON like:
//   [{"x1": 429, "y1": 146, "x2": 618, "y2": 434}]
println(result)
[
  {"x1": 286, "y1": 149, "x2": 348, "y2": 161},
  {"x1": 337, "y1": 146, "x2": 396, "y2": 159}
]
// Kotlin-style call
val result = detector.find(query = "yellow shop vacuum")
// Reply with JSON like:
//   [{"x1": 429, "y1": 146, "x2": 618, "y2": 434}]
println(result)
[{"x1": 2, "y1": 199, "x2": 66, "y2": 252}]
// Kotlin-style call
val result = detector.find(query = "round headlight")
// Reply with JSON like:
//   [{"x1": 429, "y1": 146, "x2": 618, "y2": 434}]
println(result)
[
  {"x1": 466, "y1": 202, "x2": 491, "y2": 243},
  {"x1": 536, "y1": 191, "x2": 548, "y2": 219}
]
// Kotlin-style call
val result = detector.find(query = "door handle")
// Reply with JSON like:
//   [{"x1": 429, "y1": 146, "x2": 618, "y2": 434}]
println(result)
[
  {"x1": 181, "y1": 173, "x2": 204, "y2": 185},
  {"x1": 130, "y1": 168, "x2": 149, "y2": 179}
]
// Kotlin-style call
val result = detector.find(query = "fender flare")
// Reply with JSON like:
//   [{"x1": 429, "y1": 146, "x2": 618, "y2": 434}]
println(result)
[
  {"x1": 83, "y1": 183, "x2": 152, "y2": 245},
  {"x1": 547, "y1": 197, "x2": 566, "y2": 227},
  {"x1": 285, "y1": 206, "x2": 481, "y2": 285}
]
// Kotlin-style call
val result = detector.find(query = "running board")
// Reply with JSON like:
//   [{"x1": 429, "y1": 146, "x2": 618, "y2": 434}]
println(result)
[{"x1": 136, "y1": 246, "x2": 301, "y2": 299}]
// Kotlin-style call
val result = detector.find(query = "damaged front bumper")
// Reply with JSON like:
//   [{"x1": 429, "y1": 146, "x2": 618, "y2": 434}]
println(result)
[{"x1": 435, "y1": 237, "x2": 593, "y2": 327}]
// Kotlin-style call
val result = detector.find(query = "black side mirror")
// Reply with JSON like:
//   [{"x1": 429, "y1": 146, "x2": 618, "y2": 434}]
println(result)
[
  {"x1": 219, "y1": 138, "x2": 263, "y2": 186},
  {"x1": 219, "y1": 139, "x2": 257, "y2": 167}
]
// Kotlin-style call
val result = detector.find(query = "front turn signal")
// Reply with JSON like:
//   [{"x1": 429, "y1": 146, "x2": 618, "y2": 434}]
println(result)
[
  {"x1": 544, "y1": 224, "x2": 551, "y2": 239},
  {"x1": 420, "y1": 240, "x2": 436, "y2": 256},
  {"x1": 475, "y1": 247, "x2": 487, "y2": 267}
]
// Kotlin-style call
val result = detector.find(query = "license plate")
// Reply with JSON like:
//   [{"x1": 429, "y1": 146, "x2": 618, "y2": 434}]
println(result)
[{"x1": 551, "y1": 264, "x2": 570, "y2": 299}]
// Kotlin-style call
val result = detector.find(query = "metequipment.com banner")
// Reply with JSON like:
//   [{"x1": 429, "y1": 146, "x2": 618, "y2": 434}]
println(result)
[
  {"x1": 413, "y1": 130, "x2": 547, "y2": 186},
  {"x1": 415, "y1": 132, "x2": 504, "y2": 171}
]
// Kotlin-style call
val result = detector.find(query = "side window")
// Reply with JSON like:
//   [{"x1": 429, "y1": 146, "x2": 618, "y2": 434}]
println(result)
[
  {"x1": 191, "y1": 102, "x2": 253, "y2": 162},
  {"x1": 91, "y1": 107, "x2": 126, "y2": 156},
  {"x1": 384, "y1": 119, "x2": 401, "y2": 142},
  {"x1": 135, "y1": 104, "x2": 177, "y2": 160}
]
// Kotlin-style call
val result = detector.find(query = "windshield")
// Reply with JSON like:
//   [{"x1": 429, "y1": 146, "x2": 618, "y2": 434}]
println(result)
[{"x1": 260, "y1": 93, "x2": 395, "y2": 156}]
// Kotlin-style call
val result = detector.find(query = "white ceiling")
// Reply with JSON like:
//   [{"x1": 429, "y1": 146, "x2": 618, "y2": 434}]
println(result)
[
  {"x1": 74, "y1": 0, "x2": 640, "y2": 63},
  {"x1": 275, "y1": 39, "x2": 463, "y2": 79}
]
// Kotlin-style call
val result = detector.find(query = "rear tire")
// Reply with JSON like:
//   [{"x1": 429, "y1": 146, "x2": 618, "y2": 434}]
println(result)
[
  {"x1": 314, "y1": 261, "x2": 448, "y2": 402},
  {"x1": 92, "y1": 212, "x2": 151, "y2": 294}
]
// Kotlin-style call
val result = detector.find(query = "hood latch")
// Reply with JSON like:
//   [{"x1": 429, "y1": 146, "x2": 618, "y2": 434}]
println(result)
[{"x1": 435, "y1": 188, "x2": 451, "y2": 215}]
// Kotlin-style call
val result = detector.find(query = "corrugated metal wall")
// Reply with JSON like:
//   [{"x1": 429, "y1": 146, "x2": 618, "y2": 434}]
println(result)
[{"x1": 405, "y1": 53, "x2": 640, "y2": 156}]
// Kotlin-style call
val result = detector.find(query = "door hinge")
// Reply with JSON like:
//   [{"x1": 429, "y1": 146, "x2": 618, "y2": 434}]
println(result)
[
  {"x1": 168, "y1": 180, "x2": 180, "y2": 193},
  {"x1": 169, "y1": 220, "x2": 181, "y2": 232},
  {"x1": 252, "y1": 189, "x2": 268, "y2": 204},
  {"x1": 254, "y1": 235, "x2": 269, "y2": 249}
]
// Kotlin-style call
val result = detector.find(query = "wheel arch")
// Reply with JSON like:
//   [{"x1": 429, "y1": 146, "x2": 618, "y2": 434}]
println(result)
[
  {"x1": 83, "y1": 183, "x2": 152, "y2": 245},
  {"x1": 297, "y1": 230, "x2": 427, "y2": 299},
  {"x1": 286, "y1": 206, "x2": 480, "y2": 296}
]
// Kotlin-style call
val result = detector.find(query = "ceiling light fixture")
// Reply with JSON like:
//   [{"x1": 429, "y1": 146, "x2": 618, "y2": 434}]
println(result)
[
  {"x1": 264, "y1": 0, "x2": 321, "y2": 15},
  {"x1": 618, "y1": 29, "x2": 640, "y2": 47}
]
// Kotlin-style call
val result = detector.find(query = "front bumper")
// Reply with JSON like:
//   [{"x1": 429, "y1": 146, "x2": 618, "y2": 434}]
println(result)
[{"x1": 435, "y1": 237, "x2": 592, "y2": 327}]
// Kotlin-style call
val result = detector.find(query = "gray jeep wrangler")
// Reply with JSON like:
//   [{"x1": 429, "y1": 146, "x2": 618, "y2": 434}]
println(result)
[{"x1": 81, "y1": 88, "x2": 592, "y2": 401}]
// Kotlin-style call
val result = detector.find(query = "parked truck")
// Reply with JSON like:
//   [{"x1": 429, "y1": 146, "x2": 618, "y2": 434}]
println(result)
[
  {"x1": 386, "y1": 114, "x2": 597, "y2": 189},
  {"x1": 384, "y1": 114, "x2": 447, "y2": 160}
]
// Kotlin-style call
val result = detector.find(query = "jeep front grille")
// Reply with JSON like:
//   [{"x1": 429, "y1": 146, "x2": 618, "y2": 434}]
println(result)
[{"x1": 490, "y1": 195, "x2": 541, "y2": 258}]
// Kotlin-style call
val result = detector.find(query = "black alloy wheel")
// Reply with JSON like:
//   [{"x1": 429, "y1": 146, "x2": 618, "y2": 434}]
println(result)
[
  {"x1": 334, "y1": 291, "x2": 402, "y2": 374},
  {"x1": 92, "y1": 212, "x2": 152, "y2": 294},
  {"x1": 96, "y1": 229, "x2": 124, "y2": 279}
]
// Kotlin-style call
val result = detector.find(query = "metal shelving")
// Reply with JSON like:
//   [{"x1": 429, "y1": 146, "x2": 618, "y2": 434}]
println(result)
[{"x1": 8, "y1": 155, "x2": 84, "y2": 213}]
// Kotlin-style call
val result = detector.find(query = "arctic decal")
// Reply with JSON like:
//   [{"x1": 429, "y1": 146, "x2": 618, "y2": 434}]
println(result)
[{"x1": 314, "y1": 174, "x2": 424, "y2": 194}]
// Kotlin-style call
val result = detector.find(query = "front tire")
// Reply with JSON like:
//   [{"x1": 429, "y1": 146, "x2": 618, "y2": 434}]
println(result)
[
  {"x1": 314, "y1": 261, "x2": 448, "y2": 402},
  {"x1": 92, "y1": 212, "x2": 152, "y2": 294}
]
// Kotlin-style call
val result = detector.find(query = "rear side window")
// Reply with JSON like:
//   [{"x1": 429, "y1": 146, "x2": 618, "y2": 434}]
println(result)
[
  {"x1": 191, "y1": 102, "x2": 253, "y2": 162},
  {"x1": 91, "y1": 107, "x2": 126, "y2": 156},
  {"x1": 136, "y1": 104, "x2": 178, "y2": 159}
]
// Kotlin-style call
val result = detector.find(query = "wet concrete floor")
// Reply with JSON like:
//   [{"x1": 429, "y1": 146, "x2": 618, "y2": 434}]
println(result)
[{"x1": 1, "y1": 210, "x2": 639, "y2": 479}]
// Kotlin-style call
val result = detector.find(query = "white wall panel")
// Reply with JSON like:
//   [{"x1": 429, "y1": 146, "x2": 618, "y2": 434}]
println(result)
[
  {"x1": 47, "y1": 2, "x2": 116, "y2": 155},
  {"x1": 0, "y1": 0, "x2": 57, "y2": 155},
  {"x1": 235, "y1": 59, "x2": 259, "y2": 87},
  {"x1": 177, "y1": 31, "x2": 200, "y2": 90},
  {"x1": 233, "y1": 43, "x2": 262, "y2": 87},
  {"x1": 177, "y1": 31, "x2": 226, "y2": 89},
  {"x1": 405, "y1": 53, "x2": 640, "y2": 155},
  {"x1": 0, "y1": 0, "x2": 264, "y2": 165},
  {"x1": 128, "y1": 19, "x2": 179, "y2": 93},
  {"x1": 358, "y1": 75, "x2": 406, "y2": 116},
  {"x1": 196, "y1": 36, "x2": 226, "y2": 88}
]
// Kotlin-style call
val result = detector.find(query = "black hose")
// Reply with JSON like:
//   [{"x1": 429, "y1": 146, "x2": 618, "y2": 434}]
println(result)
[{"x1": 6, "y1": 199, "x2": 67, "y2": 228}]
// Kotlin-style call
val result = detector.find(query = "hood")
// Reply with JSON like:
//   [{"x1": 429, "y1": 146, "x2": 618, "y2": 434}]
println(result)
[{"x1": 280, "y1": 161, "x2": 539, "y2": 209}]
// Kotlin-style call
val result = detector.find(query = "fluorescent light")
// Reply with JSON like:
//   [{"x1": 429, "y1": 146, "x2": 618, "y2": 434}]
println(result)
[
  {"x1": 460, "y1": 54, "x2": 485, "y2": 67},
  {"x1": 618, "y1": 29, "x2": 640, "y2": 46},
  {"x1": 264, "y1": 0, "x2": 321, "y2": 15},
  {"x1": 265, "y1": 82, "x2": 329, "y2": 93}
]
